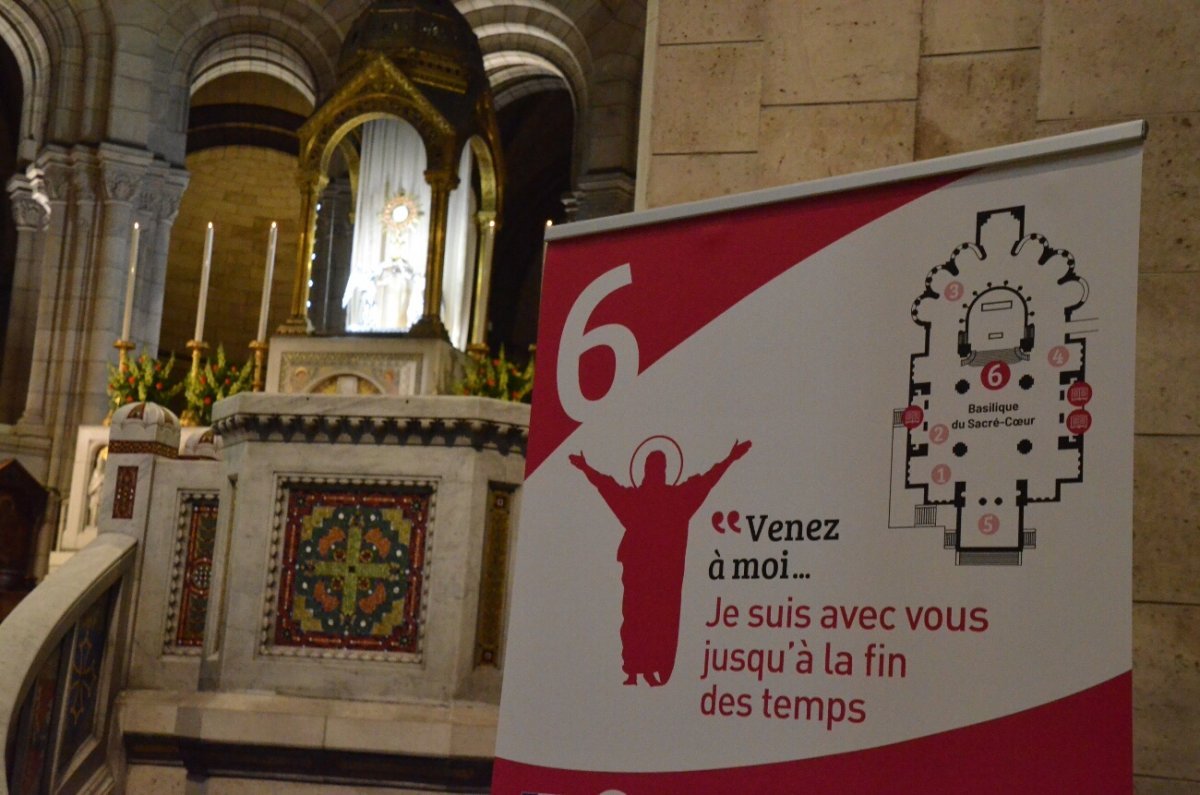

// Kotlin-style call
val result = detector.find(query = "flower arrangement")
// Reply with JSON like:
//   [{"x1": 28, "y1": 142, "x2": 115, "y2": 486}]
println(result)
[
  {"x1": 183, "y1": 344, "x2": 253, "y2": 425},
  {"x1": 106, "y1": 351, "x2": 184, "y2": 419},
  {"x1": 454, "y1": 347, "x2": 534, "y2": 403}
]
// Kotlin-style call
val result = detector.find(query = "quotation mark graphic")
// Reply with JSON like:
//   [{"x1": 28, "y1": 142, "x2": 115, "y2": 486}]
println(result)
[{"x1": 712, "y1": 510, "x2": 742, "y2": 534}]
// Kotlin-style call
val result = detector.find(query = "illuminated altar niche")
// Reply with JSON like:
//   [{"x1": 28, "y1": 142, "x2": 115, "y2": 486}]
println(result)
[
  {"x1": 282, "y1": 0, "x2": 503, "y2": 358},
  {"x1": 318, "y1": 117, "x2": 479, "y2": 348}
]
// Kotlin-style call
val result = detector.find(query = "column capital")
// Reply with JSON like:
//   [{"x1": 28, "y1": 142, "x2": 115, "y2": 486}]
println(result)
[{"x1": 6, "y1": 173, "x2": 50, "y2": 230}]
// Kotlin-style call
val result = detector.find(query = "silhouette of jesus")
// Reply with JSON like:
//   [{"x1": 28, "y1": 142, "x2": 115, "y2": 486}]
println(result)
[{"x1": 570, "y1": 439, "x2": 752, "y2": 687}]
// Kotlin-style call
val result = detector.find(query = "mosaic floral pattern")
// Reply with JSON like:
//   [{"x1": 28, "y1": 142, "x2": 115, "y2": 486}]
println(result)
[
  {"x1": 173, "y1": 496, "x2": 219, "y2": 648},
  {"x1": 274, "y1": 484, "x2": 430, "y2": 653},
  {"x1": 58, "y1": 594, "x2": 111, "y2": 776},
  {"x1": 9, "y1": 641, "x2": 63, "y2": 794}
]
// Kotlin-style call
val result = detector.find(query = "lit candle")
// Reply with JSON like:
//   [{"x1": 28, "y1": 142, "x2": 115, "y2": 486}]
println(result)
[
  {"x1": 193, "y1": 222, "x2": 214, "y2": 341},
  {"x1": 120, "y1": 222, "x2": 140, "y2": 341},
  {"x1": 256, "y1": 221, "x2": 278, "y2": 342}
]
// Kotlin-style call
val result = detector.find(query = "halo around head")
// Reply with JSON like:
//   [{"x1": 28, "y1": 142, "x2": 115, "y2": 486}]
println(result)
[{"x1": 630, "y1": 435, "x2": 683, "y2": 486}]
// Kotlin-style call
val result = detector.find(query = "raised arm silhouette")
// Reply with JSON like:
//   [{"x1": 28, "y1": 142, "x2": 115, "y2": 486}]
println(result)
[{"x1": 570, "y1": 439, "x2": 751, "y2": 686}]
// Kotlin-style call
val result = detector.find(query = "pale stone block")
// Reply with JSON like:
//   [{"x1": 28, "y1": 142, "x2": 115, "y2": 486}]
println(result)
[
  {"x1": 1039, "y1": 1, "x2": 1200, "y2": 120},
  {"x1": 1134, "y1": 777, "x2": 1200, "y2": 794},
  {"x1": 1135, "y1": 273, "x2": 1200, "y2": 435},
  {"x1": 1134, "y1": 604, "x2": 1200, "y2": 780},
  {"x1": 650, "y1": 43, "x2": 763, "y2": 153},
  {"x1": 1037, "y1": 115, "x2": 1199, "y2": 274},
  {"x1": 324, "y1": 716, "x2": 452, "y2": 756},
  {"x1": 125, "y1": 764, "x2": 186, "y2": 795},
  {"x1": 915, "y1": 51, "x2": 1039, "y2": 159},
  {"x1": 1133, "y1": 436, "x2": 1200, "y2": 605},
  {"x1": 756, "y1": 103, "x2": 915, "y2": 186},
  {"x1": 922, "y1": 0, "x2": 1042, "y2": 55},
  {"x1": 762, "y1": 0, "x2": 920, "y2": 104},
  {"x1": 658, "y1": 0, "x2": 763, "y2": 44},
  {"x1": 645, "y1": 153, "x2": 758, "y2": 208}
]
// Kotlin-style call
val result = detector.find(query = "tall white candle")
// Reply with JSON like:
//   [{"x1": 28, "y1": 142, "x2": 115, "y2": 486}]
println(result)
[
  {"x1": 193, "y1": 222, "x2": 214, "y2": 342},
  {"x1": 120, "y1": 222, "x2": 140, "y2": 341},
  {"x1": 256, "y1": 222, "x2": 278, "y2": 342}
]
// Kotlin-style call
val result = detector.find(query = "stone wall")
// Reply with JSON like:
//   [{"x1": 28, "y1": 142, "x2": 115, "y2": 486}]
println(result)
[
  {"x1": 640, "y1": 0, "x2": 1198, "y2": 789},
  {"x1": 161, "y1": 147, "x2": 299, "y2": 358}
]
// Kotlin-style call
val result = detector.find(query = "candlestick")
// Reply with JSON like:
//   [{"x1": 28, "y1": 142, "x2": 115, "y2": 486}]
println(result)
[
  {"x1": 256, "y1": 222, "x2": 278, "y2": 342},
  {"x1": 193, "y1": 222, "x2": 214, "y2": 342},
  {"x1": 249, "y1": 339, "x2": 268, "y2": 392},
  {"x1": 121, "y1": 222, "x2": 140, "y2": 341}
]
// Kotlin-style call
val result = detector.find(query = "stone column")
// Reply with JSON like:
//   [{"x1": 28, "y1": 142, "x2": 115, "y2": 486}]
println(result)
[
  {"x1": 281, "y1": 172, "x2": 327, "y2": 334},
  {"x1": 84, "y1": 147, "x2": 150, "y2": 421},
  {"x1": 19, "y1": 148, "x2": 73, "y2": 431},
  {"x1": 567, "y1": 171, "x2": 636, "y2": 221},
  {"x1": 469, "y1": 210, "x2": 497, "y2": 352},
  {"x1": 134, "y1": 166, "x2": 188, "y2": 353},
  {"x1": 0, "y1": 174, "x2": 50, "y2": 423},
  {"x1": 410, "y1": 169, "x2": 459, "y2": 340}
]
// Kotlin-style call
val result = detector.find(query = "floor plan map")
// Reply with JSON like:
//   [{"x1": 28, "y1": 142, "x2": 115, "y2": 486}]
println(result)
[{"x1": 890, "y1": 207, "x2": 1095, "y2": 565}]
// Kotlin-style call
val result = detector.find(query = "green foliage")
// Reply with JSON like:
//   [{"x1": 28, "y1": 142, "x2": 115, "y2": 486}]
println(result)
[
  {"x1": 185, "y1": 344, "x2": 253, "y2": 425},
  {"x1": 454, "y1": 347, "x2": 534, "y2": 403},
  {"x1": 106, "y1": 351, "x2": 184, "y2": 413}
]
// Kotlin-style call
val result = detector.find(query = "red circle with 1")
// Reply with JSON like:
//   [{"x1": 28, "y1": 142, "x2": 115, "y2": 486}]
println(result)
[
  {"x1": 978, "y1": 513, "x2": 1000, "y2": 535},
  {"x1": 901, "y1": 405, "x2": 924, "y2": 430},
  {"x1": 981, "y1": 360, "x2": 1011, "y2": 391},
  {"x1": 1067, "y1": 408, "x2": 1092, "y2": 435},
  {"x1": 944, "y1": 281, "x2": 964, "y2": 302},
  {"x1": 1067, "y1": 381, "x2": 1093, "y2": 407},
  {"x1": 1048, "y1": 345, "x2": 1070, "y2": 368},
  {"x1": 932, "y1": 464, "x2": 951, "y2": 485}
]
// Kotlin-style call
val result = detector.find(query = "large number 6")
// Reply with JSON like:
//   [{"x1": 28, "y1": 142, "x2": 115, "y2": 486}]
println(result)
[{"x1": 557, "y1": 264, "x2": 640, "y2": 422}]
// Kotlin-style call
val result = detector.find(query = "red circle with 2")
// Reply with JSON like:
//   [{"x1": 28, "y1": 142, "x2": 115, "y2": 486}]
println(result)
[
  {"x1": 929, "y1": 424, "x2": 949, "y2": 445},
  {"x1": 981, "y1": 361, "x2": 1010, "y2": 391},
  {"x1": 944, "y1": 281, "x2": 964, "y2": 302}
]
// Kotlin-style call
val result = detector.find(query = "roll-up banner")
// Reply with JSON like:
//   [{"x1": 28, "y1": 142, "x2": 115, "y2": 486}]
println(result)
[{"x1": 494, "y1": 122, "x2": 1144, "y2": 794}]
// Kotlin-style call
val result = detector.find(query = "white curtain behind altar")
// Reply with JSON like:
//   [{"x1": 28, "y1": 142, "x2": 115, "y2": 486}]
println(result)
[
  {"x1": 343, "y1": 118, "x2": 431, "y2": 332},
  {"x1": 442, "y1": 144, "x2": 478, "y2": 349}
]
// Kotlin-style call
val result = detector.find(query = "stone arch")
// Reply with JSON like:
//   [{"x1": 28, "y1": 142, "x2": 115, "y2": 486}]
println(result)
[
  {"x1": 190, "y1": 33, "x2": 319, "y2": 107},
  {"x1": 0, "y1": 3, "x2": 50, "y2": 164},
  {"x1": 142, "y1": 2, "x2": 343, "y2": 164}
]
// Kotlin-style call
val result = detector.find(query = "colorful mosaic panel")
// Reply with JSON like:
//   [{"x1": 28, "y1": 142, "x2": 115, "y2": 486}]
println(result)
[
  {"x1": 8, "y1": 640, "x2": 64, "y2": 795},
  {"x1": 475, "y1": 484, "x2": 515, "y2": 668},
  {"x1": 274, "y1": 483, "x2": 430, "y2": 654},
  {"x1": 171, "y1": 495, "x2": 219, "y2": 649},
  {"x1": 57, "y1": 592, "x2": 111, "y2": 777},
  {"x1": 112, "y1": 465, "x2": 137, "y2": 519}
]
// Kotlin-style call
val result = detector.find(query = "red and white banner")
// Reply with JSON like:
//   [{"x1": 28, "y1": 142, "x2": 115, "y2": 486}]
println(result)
[{"x1": 495, "y1": 124, "x2": 1143, "y2": 794}]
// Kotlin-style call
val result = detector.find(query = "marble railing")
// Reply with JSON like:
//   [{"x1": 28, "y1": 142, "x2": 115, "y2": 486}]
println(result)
[{"x1": 0, "y1": 532, "x2": 136, "y2": 794}]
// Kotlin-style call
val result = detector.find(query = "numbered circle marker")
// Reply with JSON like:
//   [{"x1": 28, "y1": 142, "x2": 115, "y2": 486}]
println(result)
[
  {"x1": 1048, "y1": 345, "x2": 1070, "y2": 367},
  {"x1": 981, "y1": 360, "x2": 1011, "y2": 391},
  {"x1": 978, "y1": 513, "x2": 1000, "y2": 535},
  {"x1": 1067, "y1": 380, "x2": 1093, "y2": 407},
  {"x1": 931, "y1": 464, "x2": 952, "y2": 485},
  {"x1": 901, "y1": 405, "x2": 924, "y2": 430},
  {"x1": 1067, "y1": 408, "x2": 1092, "y2": 435},
  {"x1": 930, "y1": 424, "x2": 949, "y2": 445},
  {"x1": 944, "y1": 281, "x2": 964, "y2": 302}
]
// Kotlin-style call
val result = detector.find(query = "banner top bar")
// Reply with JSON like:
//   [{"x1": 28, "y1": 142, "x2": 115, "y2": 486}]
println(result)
[{"x1": 547, "y1": 120, "x2": 1147, "y2": 242}]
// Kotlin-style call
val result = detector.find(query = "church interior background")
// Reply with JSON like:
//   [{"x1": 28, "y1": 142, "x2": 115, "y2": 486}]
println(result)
[{"x1": 0, "y1": 1, "x2": 1196, "y2": 792}]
